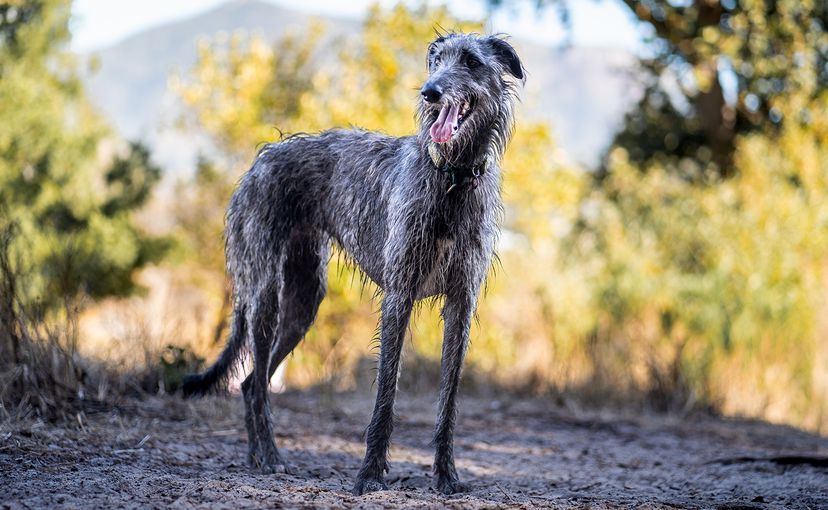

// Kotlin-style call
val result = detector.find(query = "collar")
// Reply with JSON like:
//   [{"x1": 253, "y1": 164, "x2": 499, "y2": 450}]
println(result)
[{"x1": 428, "y1": 144, "x2": 488, "y2": 194}]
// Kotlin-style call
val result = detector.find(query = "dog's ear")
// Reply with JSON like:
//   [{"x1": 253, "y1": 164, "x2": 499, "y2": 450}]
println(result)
[{"x1": 486, "y1": 36, "x2": 525, "y2": 81}]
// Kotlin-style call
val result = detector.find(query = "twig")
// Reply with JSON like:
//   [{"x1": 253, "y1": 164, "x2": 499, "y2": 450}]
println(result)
[
  {"x1": 112, "y1": 448, "x2": 145, "y2": 455},
  {"x1": 495, "y1": 481, "x2": 516, "y2": 502}
]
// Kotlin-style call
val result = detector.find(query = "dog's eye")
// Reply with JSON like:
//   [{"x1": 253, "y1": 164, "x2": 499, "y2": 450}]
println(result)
[{"x1": 466, "y1": 56, "x2": 480, "y2": 69}]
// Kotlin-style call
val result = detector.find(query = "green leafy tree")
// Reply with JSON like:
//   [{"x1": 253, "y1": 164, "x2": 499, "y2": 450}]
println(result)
[
  {"x1": 610, "y1": 0, "x2": 828, "y2": 178},
  {"x1": 0, "y1": 0, "x2": 167, "y2": 310},
  {"x1": 494, "y1": 0, "x2": 828, "y2": 177}
]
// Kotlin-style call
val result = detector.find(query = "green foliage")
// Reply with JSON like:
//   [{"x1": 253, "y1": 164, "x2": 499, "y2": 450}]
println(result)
[
  {"x1": 499, "y1": 0, "x2": 828, "y2": 177},
  {"x1": 611, "y1": 0, "x2": 828, "y2": 177},
  {"x1": 158, "y1": 344, "x2": 205, "y2": 393},
  {"x1": 0, "y1": 0, "x2": 167, "y2": 310},
  {"x1": 172, "y1": 157, "x2": 235, "y2": 280},
  {"x1": 472, "y1": 0, "x2": 828, "y2": 429}
]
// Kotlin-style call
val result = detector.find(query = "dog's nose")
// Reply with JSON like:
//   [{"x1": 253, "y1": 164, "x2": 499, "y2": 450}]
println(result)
[{"x1": 420, "y1": 84, "x2": 442, "y2": 103}]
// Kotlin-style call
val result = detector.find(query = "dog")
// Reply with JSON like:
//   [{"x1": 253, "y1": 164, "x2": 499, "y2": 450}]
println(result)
[{"x1": 183, "y1": 31, "x2": 524, "y2": 495}]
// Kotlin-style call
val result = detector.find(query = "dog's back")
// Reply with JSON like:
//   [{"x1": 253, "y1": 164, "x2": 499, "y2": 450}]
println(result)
[{"x1": 226, "y1": 129, "x2": 500, "y2": 297}]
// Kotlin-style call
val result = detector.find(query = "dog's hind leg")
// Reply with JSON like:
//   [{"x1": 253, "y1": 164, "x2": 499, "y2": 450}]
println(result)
[
  {"x1": 267, "y1": 228, "x2": 329, "y2": 377},
  {"x1": 241, "y1": 278, "x2": 287, "y2": 474},
  {"x1": 241, "y1": 229, "x2": 328, "y2": 474},
  {"x1": 432, "y1": 292, "x2": 476, "y2": 494}
]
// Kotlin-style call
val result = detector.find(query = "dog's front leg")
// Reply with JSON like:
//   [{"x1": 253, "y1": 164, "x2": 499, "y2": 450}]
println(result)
[
  {"x1": 352, "y1": 292, "x2": 414, "y2": 495},
  {"x1": 432, "y1": 292, "x2": 475, "y2": 494}
]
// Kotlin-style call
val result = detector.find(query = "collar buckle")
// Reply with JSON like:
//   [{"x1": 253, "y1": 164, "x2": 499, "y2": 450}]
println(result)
[{"x1": 429, "y1": 144, "x2": 487, "y2": 194}]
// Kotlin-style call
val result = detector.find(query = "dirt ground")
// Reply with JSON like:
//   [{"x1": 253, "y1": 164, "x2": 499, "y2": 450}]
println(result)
[{"x1": 1, "y1": 389, "x2": 826, "y2": 509}]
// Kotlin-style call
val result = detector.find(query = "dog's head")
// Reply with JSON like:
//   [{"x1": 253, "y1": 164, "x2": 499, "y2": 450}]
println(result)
[{"x1": 418, "y1": 33, "x2": 524, "y2": 159}]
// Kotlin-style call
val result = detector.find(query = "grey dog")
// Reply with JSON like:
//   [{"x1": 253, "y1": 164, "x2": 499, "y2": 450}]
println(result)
[{"x1": 183, "y1": 32, "x2": 524, "y2": 495}]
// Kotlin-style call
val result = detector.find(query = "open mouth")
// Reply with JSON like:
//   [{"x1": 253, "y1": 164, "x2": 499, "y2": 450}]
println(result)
[{"x1": 429, "y1": 98, "x2": 475, "y2": 144}]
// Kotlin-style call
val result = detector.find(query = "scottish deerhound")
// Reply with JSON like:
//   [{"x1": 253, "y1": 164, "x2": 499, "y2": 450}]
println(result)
[{"x1": 183, "y1": 32, "x2": 524, "y2": 495}]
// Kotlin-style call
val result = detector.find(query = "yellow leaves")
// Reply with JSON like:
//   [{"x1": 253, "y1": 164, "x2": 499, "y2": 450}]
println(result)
[
  {"x1": 701, "y1": 26, "x2": 719, "y2": 45},
  {"x1": 173, "y1": 26, "x2": 323, "y2": 160},
  {"x1": 503, "y1": 123, "x2": 586, "y2": 245},
  {"x1": 692, "y1": 58, "x2": 718, "y2": 93},
  {"x1": 173, "y1": 2, "x2": 490, "y2": 158}
]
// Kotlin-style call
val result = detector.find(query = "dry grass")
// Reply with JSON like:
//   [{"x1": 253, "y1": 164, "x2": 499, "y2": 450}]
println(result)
[
  {"x1": 0, "y1": 224, "x2": 190, "y2": 422},
  {"x1": 0, "y1": 224, "x2": 88, "y2": 420}
]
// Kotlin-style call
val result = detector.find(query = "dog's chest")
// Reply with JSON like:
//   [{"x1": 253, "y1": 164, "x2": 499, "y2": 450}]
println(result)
[{"x1": 417, "y1": 236, "x2": 456, "y2": 299}]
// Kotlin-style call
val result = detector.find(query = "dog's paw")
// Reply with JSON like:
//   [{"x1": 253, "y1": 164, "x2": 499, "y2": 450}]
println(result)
[
  {"x1": 248, "y1": 448, "x2": 290, "y2": 475},
  {"x1": 352, "y1": 476, "x2": 389, "y2": 495},
  {"x1": 435, "y1": 476, "x2": 469, "y2": 495},
  {"x1": 259, "y1": 460, "x2": 293, "y2": 475}
]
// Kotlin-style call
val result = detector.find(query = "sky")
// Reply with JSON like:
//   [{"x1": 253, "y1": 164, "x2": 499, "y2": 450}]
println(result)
[{"x1": 70, "y1": 0, "x2": 646, "y2": 53}]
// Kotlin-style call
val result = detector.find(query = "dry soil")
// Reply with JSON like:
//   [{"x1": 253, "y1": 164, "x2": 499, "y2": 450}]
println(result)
[{"x1": 1, "y1": 390, "x2": 826, "y2": 509}]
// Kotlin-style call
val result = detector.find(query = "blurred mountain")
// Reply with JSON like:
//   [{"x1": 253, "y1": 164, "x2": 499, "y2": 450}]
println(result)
[{"x1": 82, "y1": 0, "x2": 640, "y2": 172}]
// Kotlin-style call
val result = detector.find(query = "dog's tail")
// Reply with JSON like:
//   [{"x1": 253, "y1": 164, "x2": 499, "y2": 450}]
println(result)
[{"x1": 182, "y1": 306, "x2": 246, "y2": 397}]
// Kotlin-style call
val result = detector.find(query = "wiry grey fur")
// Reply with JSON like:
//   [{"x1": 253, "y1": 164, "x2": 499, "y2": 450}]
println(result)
[{"x1": 182, "y1": 32, "x2": 524, "y2": 495}]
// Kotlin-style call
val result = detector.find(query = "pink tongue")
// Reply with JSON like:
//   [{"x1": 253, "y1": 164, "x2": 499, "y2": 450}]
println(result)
[{"x1": 429, "y1": 104, "x2": 460, "y2": 143}]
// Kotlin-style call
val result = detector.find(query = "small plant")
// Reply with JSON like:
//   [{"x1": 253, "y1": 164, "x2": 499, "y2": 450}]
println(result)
[{"x1": 158, "y1": 345, "x2": 204, "y2": 394}]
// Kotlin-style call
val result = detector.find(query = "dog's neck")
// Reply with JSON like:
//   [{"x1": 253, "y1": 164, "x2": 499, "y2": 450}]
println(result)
[
  {"x1": 426, "y1": 143, "x2": 490, "y2": 193},
  {"x1": 419, "y1": 125, "x2": 500, "y2": 172},
  {"x1": 426, "y1": 142, "x2": 488, "y2": 170}
]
